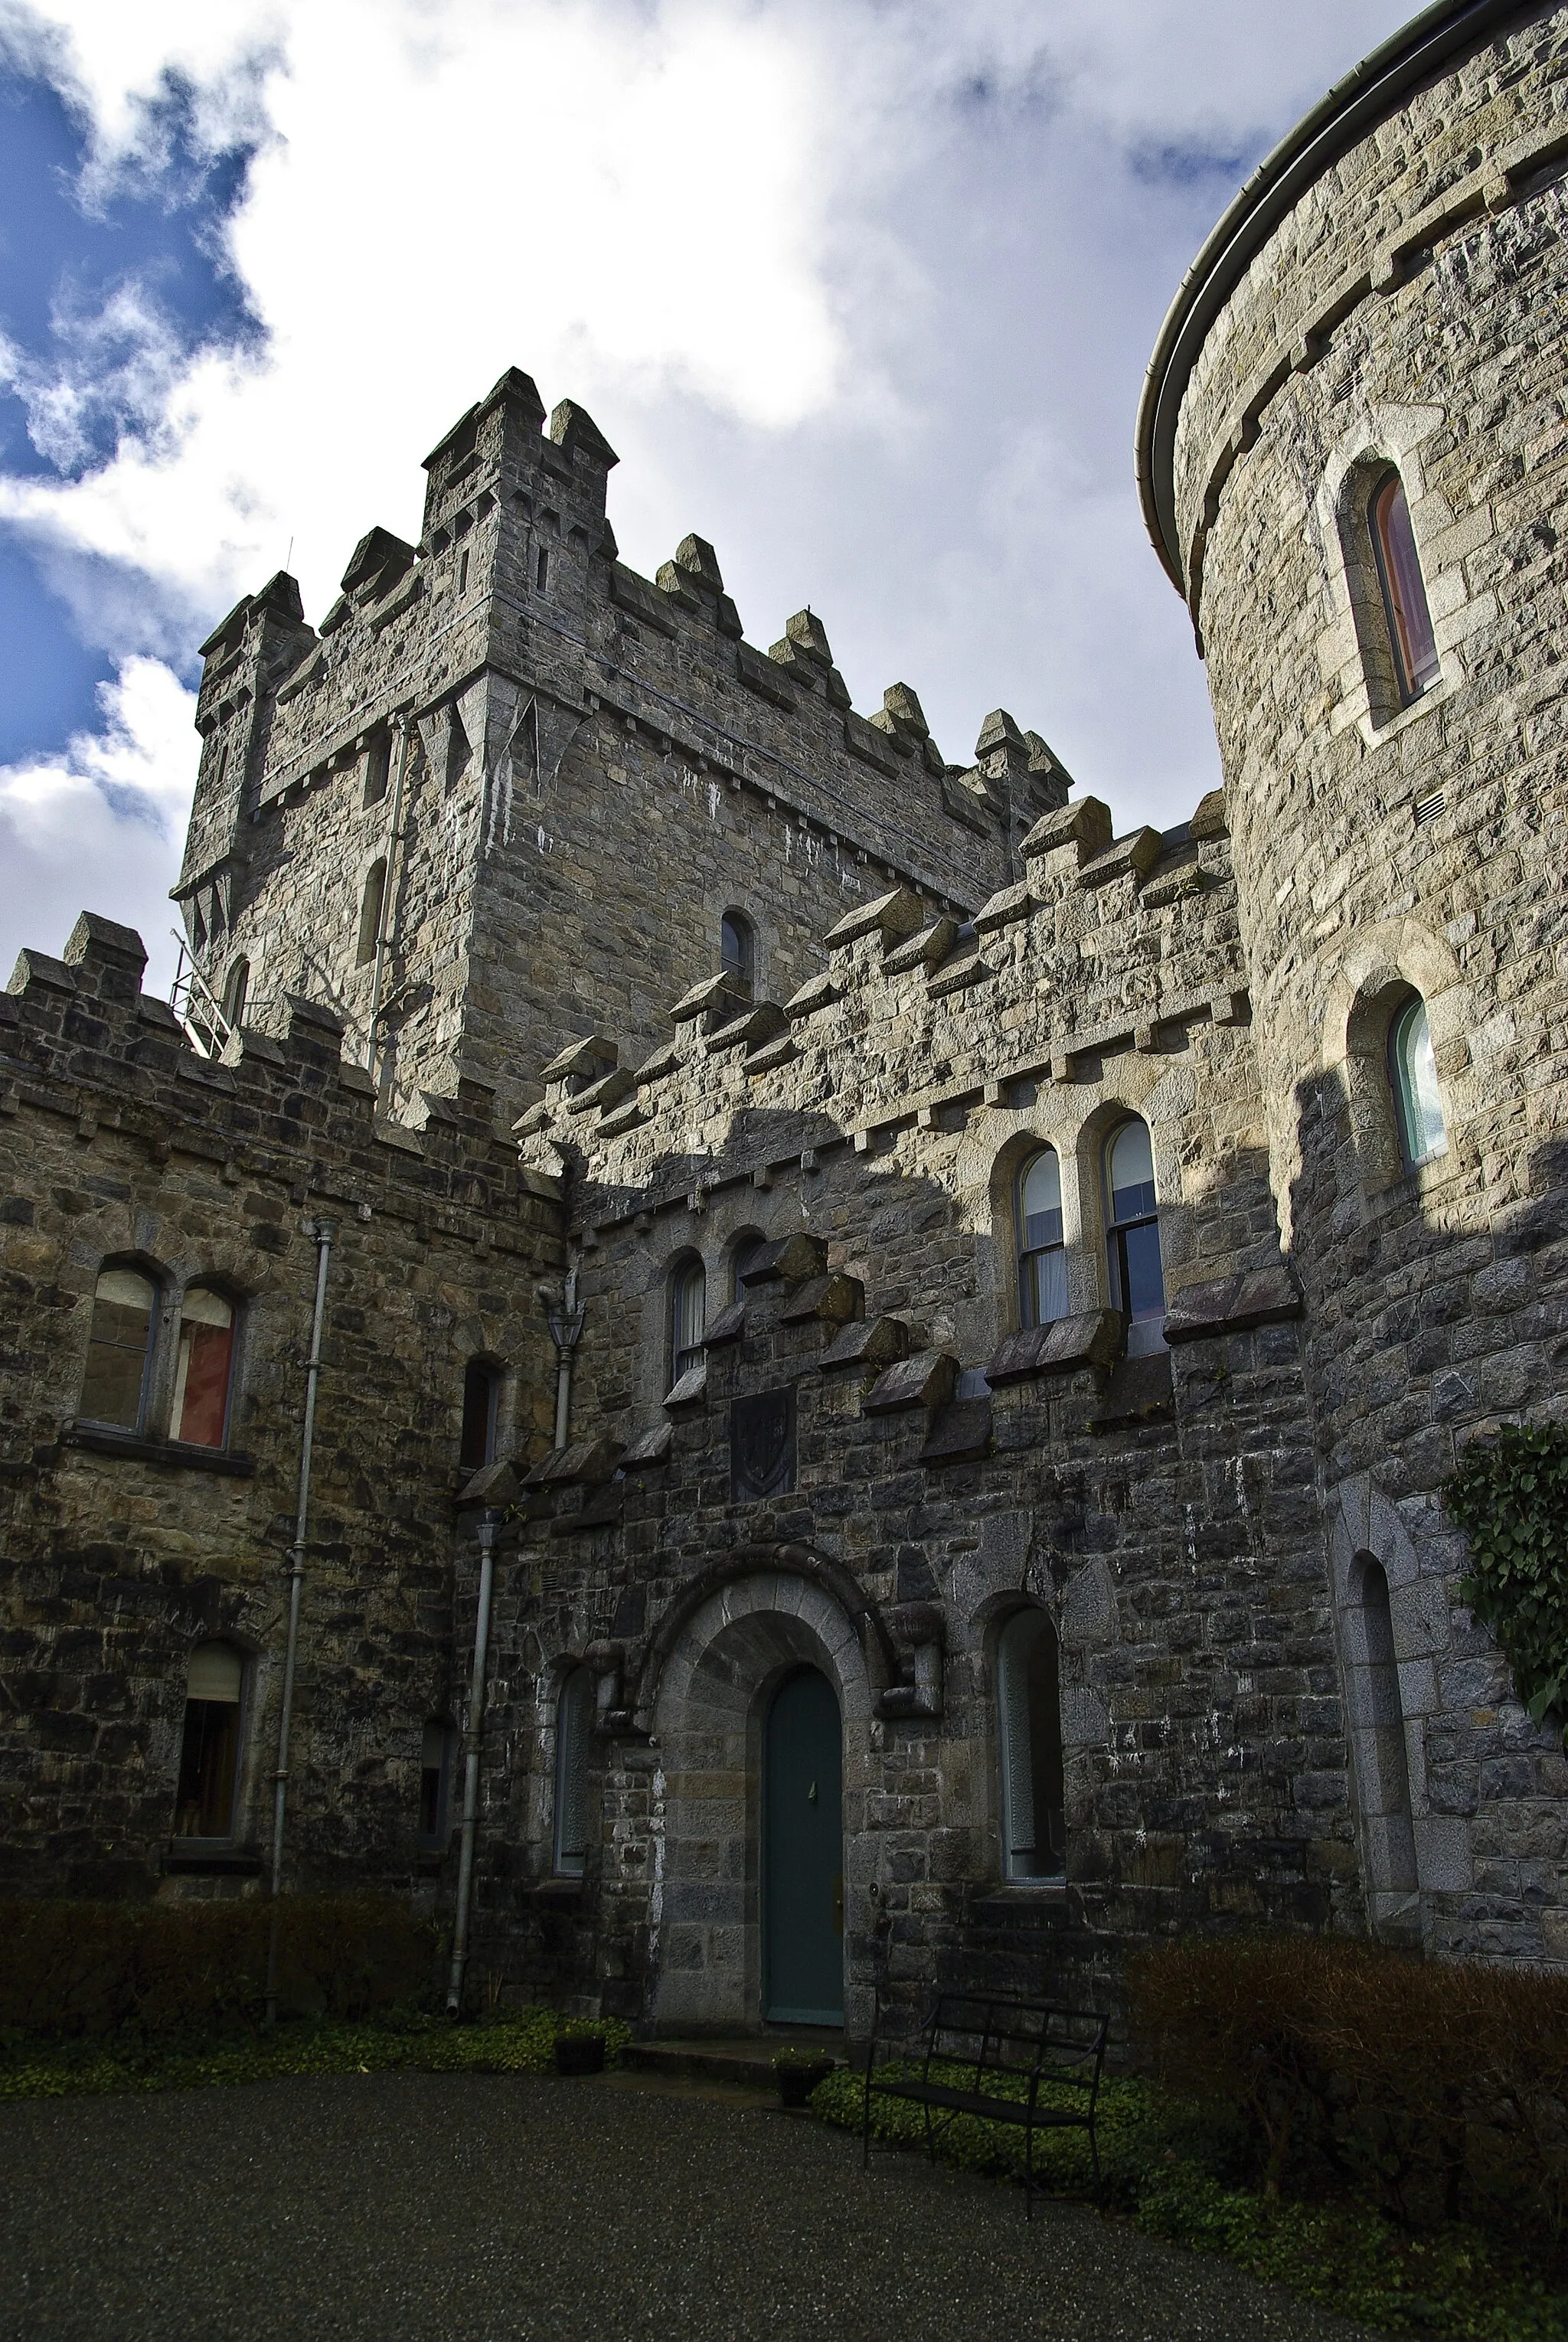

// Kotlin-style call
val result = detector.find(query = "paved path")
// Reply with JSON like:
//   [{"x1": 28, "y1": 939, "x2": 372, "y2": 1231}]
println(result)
[{"x1": 0, "y1": 2070, "x2": 1377, "y2": 2342}]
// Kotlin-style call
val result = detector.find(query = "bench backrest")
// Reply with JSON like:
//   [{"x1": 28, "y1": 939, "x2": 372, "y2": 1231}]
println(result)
[{"x1": 920, "y1": 1993, "x2": 1109, "y2": 2102}]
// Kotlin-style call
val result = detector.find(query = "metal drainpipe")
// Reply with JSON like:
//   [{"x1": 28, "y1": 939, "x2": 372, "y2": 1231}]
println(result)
[
  {"x1": 446, "y1": 1506, "x2": 502, "y2": 2017},
  {"x1": 264, "y1": 1217, "x2": 335, "y2": 2024},
  {"x1": 541, "y1": 1269, "x2": 586, "y2": 1449},
  {"x1": 364, "y1": 715, "x2": 412, "y2": 1081}
]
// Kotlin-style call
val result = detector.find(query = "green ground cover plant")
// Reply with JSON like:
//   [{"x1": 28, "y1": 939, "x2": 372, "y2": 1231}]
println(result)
[
  {"x1": 0, "y1": 2006, "x2": 630, "y2": 2101},
  {"x1": 812, "y1": 2063, "x2": 1566, "y2": 2340}
]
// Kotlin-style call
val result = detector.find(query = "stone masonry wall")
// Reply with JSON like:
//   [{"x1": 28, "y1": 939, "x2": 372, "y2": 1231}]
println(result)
[
  {"x1": 0, "y1": 910, "x2": 564, "y2": 1903},
  {"x1": 185, "y1": 371, "x2": 1067, "y2": 1132},
  {"x1": 459, "y1": 784, "x2": 1361, "y2": 2027},
  {"x1": 1164, "y1": 2, "x2": 1568, "y2": 1959}
]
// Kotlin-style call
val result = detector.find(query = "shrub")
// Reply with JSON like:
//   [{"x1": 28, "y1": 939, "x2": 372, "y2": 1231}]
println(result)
[
  {"x1": 0, "y1": 1896, "x2": 438, "y2": 2038},
  {"x1": 1125, "y1": 1936, "x2": 1568, "y2": 2266},
  {"x1": 1446, "y1": 1422, "x2": 1568, "y2": 1736}
]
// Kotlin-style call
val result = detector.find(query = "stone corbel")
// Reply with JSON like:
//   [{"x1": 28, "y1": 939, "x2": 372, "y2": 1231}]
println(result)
[
  {"x1": 877, "y1": 1600, "x2": 946, "y2": 1720},
  {"x1": 584, "y1": 1638, "x2": 628, "y2": 1733}
]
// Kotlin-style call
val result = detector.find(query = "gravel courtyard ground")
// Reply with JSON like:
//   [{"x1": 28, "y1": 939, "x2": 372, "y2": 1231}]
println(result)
[{"x1": 0, "y1": 2069, "x2": 1378, "y2": 2342}]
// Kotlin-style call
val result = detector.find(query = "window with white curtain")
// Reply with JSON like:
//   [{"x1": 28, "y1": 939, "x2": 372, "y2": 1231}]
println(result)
[
  {"x1": 670, "y1": 1257, "x2": 706, "y2": 1387},
  {"x1": 1017, "y1": 1148, "x2": 1067, "y2": 1328}
]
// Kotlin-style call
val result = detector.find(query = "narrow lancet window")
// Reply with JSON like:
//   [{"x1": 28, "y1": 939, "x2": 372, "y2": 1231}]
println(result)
[
  {"x1": 459, "y1": 1359, "x2": 501, "y2": 1468},
  {"x1": 553, "y1": 1667, "x2": 593, "y2": 1877},
  {"x1": 1390, "y1": 995, "x2": 1447, "y2": 1168},
  {"x1": 720, "y1": 910, "x2": 755, "y2": 994},
  {"x1": 996, "y1": 1609, "x2": 1065, "y2": 1882},
  {"x1": 1369, "y1": 470, "x2": 1439, "y2": 704}
]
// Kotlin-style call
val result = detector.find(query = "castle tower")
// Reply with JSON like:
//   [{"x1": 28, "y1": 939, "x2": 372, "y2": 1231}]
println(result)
[
  {"x1": 1138, "y1": 0, "x2": 1568, "y2": 1956},
  {"x1": 180, "y1": 371, "x2": 1054, "y2": 1127}
]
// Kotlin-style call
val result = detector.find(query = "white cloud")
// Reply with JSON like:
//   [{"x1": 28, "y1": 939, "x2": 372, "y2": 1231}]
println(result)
[
  {"x1": 0, "y1": 0, "x2": 1414, "y2": 970},
  {"x1": 0, "y1": 655, "x2": 196, "y2": 993}
]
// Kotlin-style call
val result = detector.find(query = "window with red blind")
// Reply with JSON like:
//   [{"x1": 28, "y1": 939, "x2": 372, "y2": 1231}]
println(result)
[{"x1": 172, "y1": 1287, "x2": 237, "y2": 1448}]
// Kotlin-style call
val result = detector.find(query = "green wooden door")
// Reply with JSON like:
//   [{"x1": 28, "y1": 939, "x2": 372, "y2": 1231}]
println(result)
[{"x1": 763, "y1": 1667, "x2": 844, "y2": 2025}]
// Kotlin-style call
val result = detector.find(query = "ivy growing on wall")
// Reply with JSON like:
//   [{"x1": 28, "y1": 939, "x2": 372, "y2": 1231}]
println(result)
[{"x1": 1446, "y1": 1422, "x2": 1568, "y2": 1735}]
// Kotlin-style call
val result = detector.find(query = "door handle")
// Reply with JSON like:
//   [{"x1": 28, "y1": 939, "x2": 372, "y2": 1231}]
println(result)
[{"x1": 807, "y1": 1781, "x2": 818, "y2": 1803}]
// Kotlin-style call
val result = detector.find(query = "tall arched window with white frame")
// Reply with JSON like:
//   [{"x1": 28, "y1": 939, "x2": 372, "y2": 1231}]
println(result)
[
  {"x1": 669, "y1": 1257, "x2": 706, "y2": 1388},
  {"x1": 995, "y1": 1608, "x2": 1065, "y2": 1883},
  {"x1": 1104, "y1": 1118, "x2": 1165, "y2": 1350},
  {"x1": 1016, "y1": 1147, "x2": 1067, "y2": 1328}
]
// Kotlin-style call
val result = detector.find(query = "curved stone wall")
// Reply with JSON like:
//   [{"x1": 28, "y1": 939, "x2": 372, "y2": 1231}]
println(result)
[{"x1": 1154, "y1": 1, "x2": 1568, "y2": 1957}]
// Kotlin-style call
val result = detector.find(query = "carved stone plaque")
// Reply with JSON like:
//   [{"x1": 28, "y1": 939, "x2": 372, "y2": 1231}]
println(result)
[{"x1": 730, "y1": 1385, "x2": 797, "y2": 1503}]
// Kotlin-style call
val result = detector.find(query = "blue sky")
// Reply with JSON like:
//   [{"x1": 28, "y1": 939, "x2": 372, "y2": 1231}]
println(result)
[
  {"x1": 0, "y1": 65, "x2": 255, "y2": 758},
  {"x1": 0, "y1": 0, "x2": 1413, "y2": 994}
]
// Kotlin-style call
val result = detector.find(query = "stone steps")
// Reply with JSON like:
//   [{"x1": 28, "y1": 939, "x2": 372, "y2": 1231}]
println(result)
[{"x1": 621, "y1": 2031, "x2": 845, "y2": 2089}]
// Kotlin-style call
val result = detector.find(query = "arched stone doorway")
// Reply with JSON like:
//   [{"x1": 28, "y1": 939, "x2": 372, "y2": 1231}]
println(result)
[{"x1": 647, "y1": 1568, "x2": 872, "y2": 2037}]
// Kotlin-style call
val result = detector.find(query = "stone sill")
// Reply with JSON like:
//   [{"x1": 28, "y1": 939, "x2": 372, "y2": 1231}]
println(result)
[
  {"x1": 967, "y1": 1883, "x2": 1069, "y2": 1914},
  {"x1": 1364, "y1": 1151, "x2": 1464, "y2": 1217},
  {"x1": 61, "y1": 1424, "x2": 255, "y2": 1476},
  {"x1": 162, "y1": 1844, "x2": 264, "y2": 1877},
  {"x1": 1359, "y1": 669, "x2": 1455, "y2": 750}
]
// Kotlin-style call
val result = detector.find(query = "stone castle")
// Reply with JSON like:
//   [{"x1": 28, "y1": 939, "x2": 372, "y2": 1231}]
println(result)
[{"x1": 4, "y1": 0, "x2": 1567, "y2": 2032}]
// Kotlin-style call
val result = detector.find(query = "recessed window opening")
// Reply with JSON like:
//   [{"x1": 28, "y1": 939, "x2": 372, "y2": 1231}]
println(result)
[
  {"x1": 1369, "y1": 469, "x2": 1439, "y2": 704},
  {"x1": 363, "y1": 733, "x2": 391, "y2": 808},
  {"x1": 670, "y1": 1257, "x2": 706, "y2": 1387},
  {"x1": 996, "y1": 1608, "x2": 1065, "y2": 1883},
  {"x1": 356, "y1": 860, "x2": 387, "y2": 967},
  {"x1": 731, "y1": 1231, "x2": 767, "y2": 1302},
  {"x1": 80, "y1": 1266, "x2": 158, "y2": 1432},
  {"x1": 1105, "y1": 1118, "x2": 1165, "y2": 1350},
  {"x1": 459, "y1": 1358, "x2": 501, "y2": 1469},
  {"x1": 224, "y1": 958, "x2": 249, "y2": 1031},
  {"x1": 458, "y1": 548, "x2": 470, "y2": 596},
  {"x1": 720, "y1": 910, "x2": 755, "y2": 994},
  {"x1": 553, "y1": 1666, "x2": 593, "y2": 1877},
  {"x1": 1390, "y1": 995, "x2": 1448, "y2": 1169},
  {"x1": 1017, "y1": 1148, "x2": 1067, "y2": 1329},
  {"x1": 175, "y1": 1641, "x2": 244, "y2": 1839},
  {"x1": 172, "y1": 1287, "x2": 237, "y2": 1449},
  {"x1": 419, "y1": 1719, "x2": 456, "y2": 1849},
  {"x1": 536, "y1": 545, "x2": 549, "y2": 592}
]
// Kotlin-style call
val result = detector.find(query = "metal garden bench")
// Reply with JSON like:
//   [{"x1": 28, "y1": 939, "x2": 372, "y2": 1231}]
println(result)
[{"x1": 861, "y1": 1990, "x2": 1109, "y2": 2216}]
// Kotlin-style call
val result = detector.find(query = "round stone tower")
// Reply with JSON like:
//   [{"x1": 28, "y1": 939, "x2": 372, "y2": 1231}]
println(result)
[{"x1": 1138, "y1": 0, "x2": 1568, "y2": 1958}]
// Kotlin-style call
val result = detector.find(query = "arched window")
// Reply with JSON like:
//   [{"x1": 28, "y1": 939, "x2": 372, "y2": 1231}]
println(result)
[
  {"x1": 1105, "y1": 1119, "x2": 1165, "y2": 1345},
  {"x1": 720, "y1": 910, "x2": 755, "y2": 993},
  {"x1": 419, "y1": 1719, "x2": 456, "y2": 1850},
  {"x1": 1389, "y1": 995, "x2": 1447, "y2": 1169},
  {"x1": 1369, "y1": 469, "x2": 1439, "y2": 705},
  {"x1": 80, "y1": 1266, "x2": 158, "y2": 1432},
  {"x1": 730, "y1": 1230, "x2": 768, "y2": 1302},
  {"x1": 459, "y1": 1357, "x2": 501, "y2": 1468},
  {"x1": 553, "y1": 1665, "x2": 593, "y2": 1877},
  {"x1": 223, "y1": 957, "x2": 249, "y2": 1031},
  {"x1": 175, "y1": 1641, "x2": 245, "y2": 1839},
  {"x1": 172, "y1": 1286, "x2": 237, "y2": 1449},
  {"x1": 996, "y1": 1609, "x2": 1065, "y2": 1882},
  {"x1": 1017, "y1": 1148, "x2": 1067, "y2": 1328},
  {"x1": 670, "y1": 1257, "x2": 706, "y2": 1387},
  {"x1": 356, "y1": 859, "x2": 387, "y2": 965}
]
